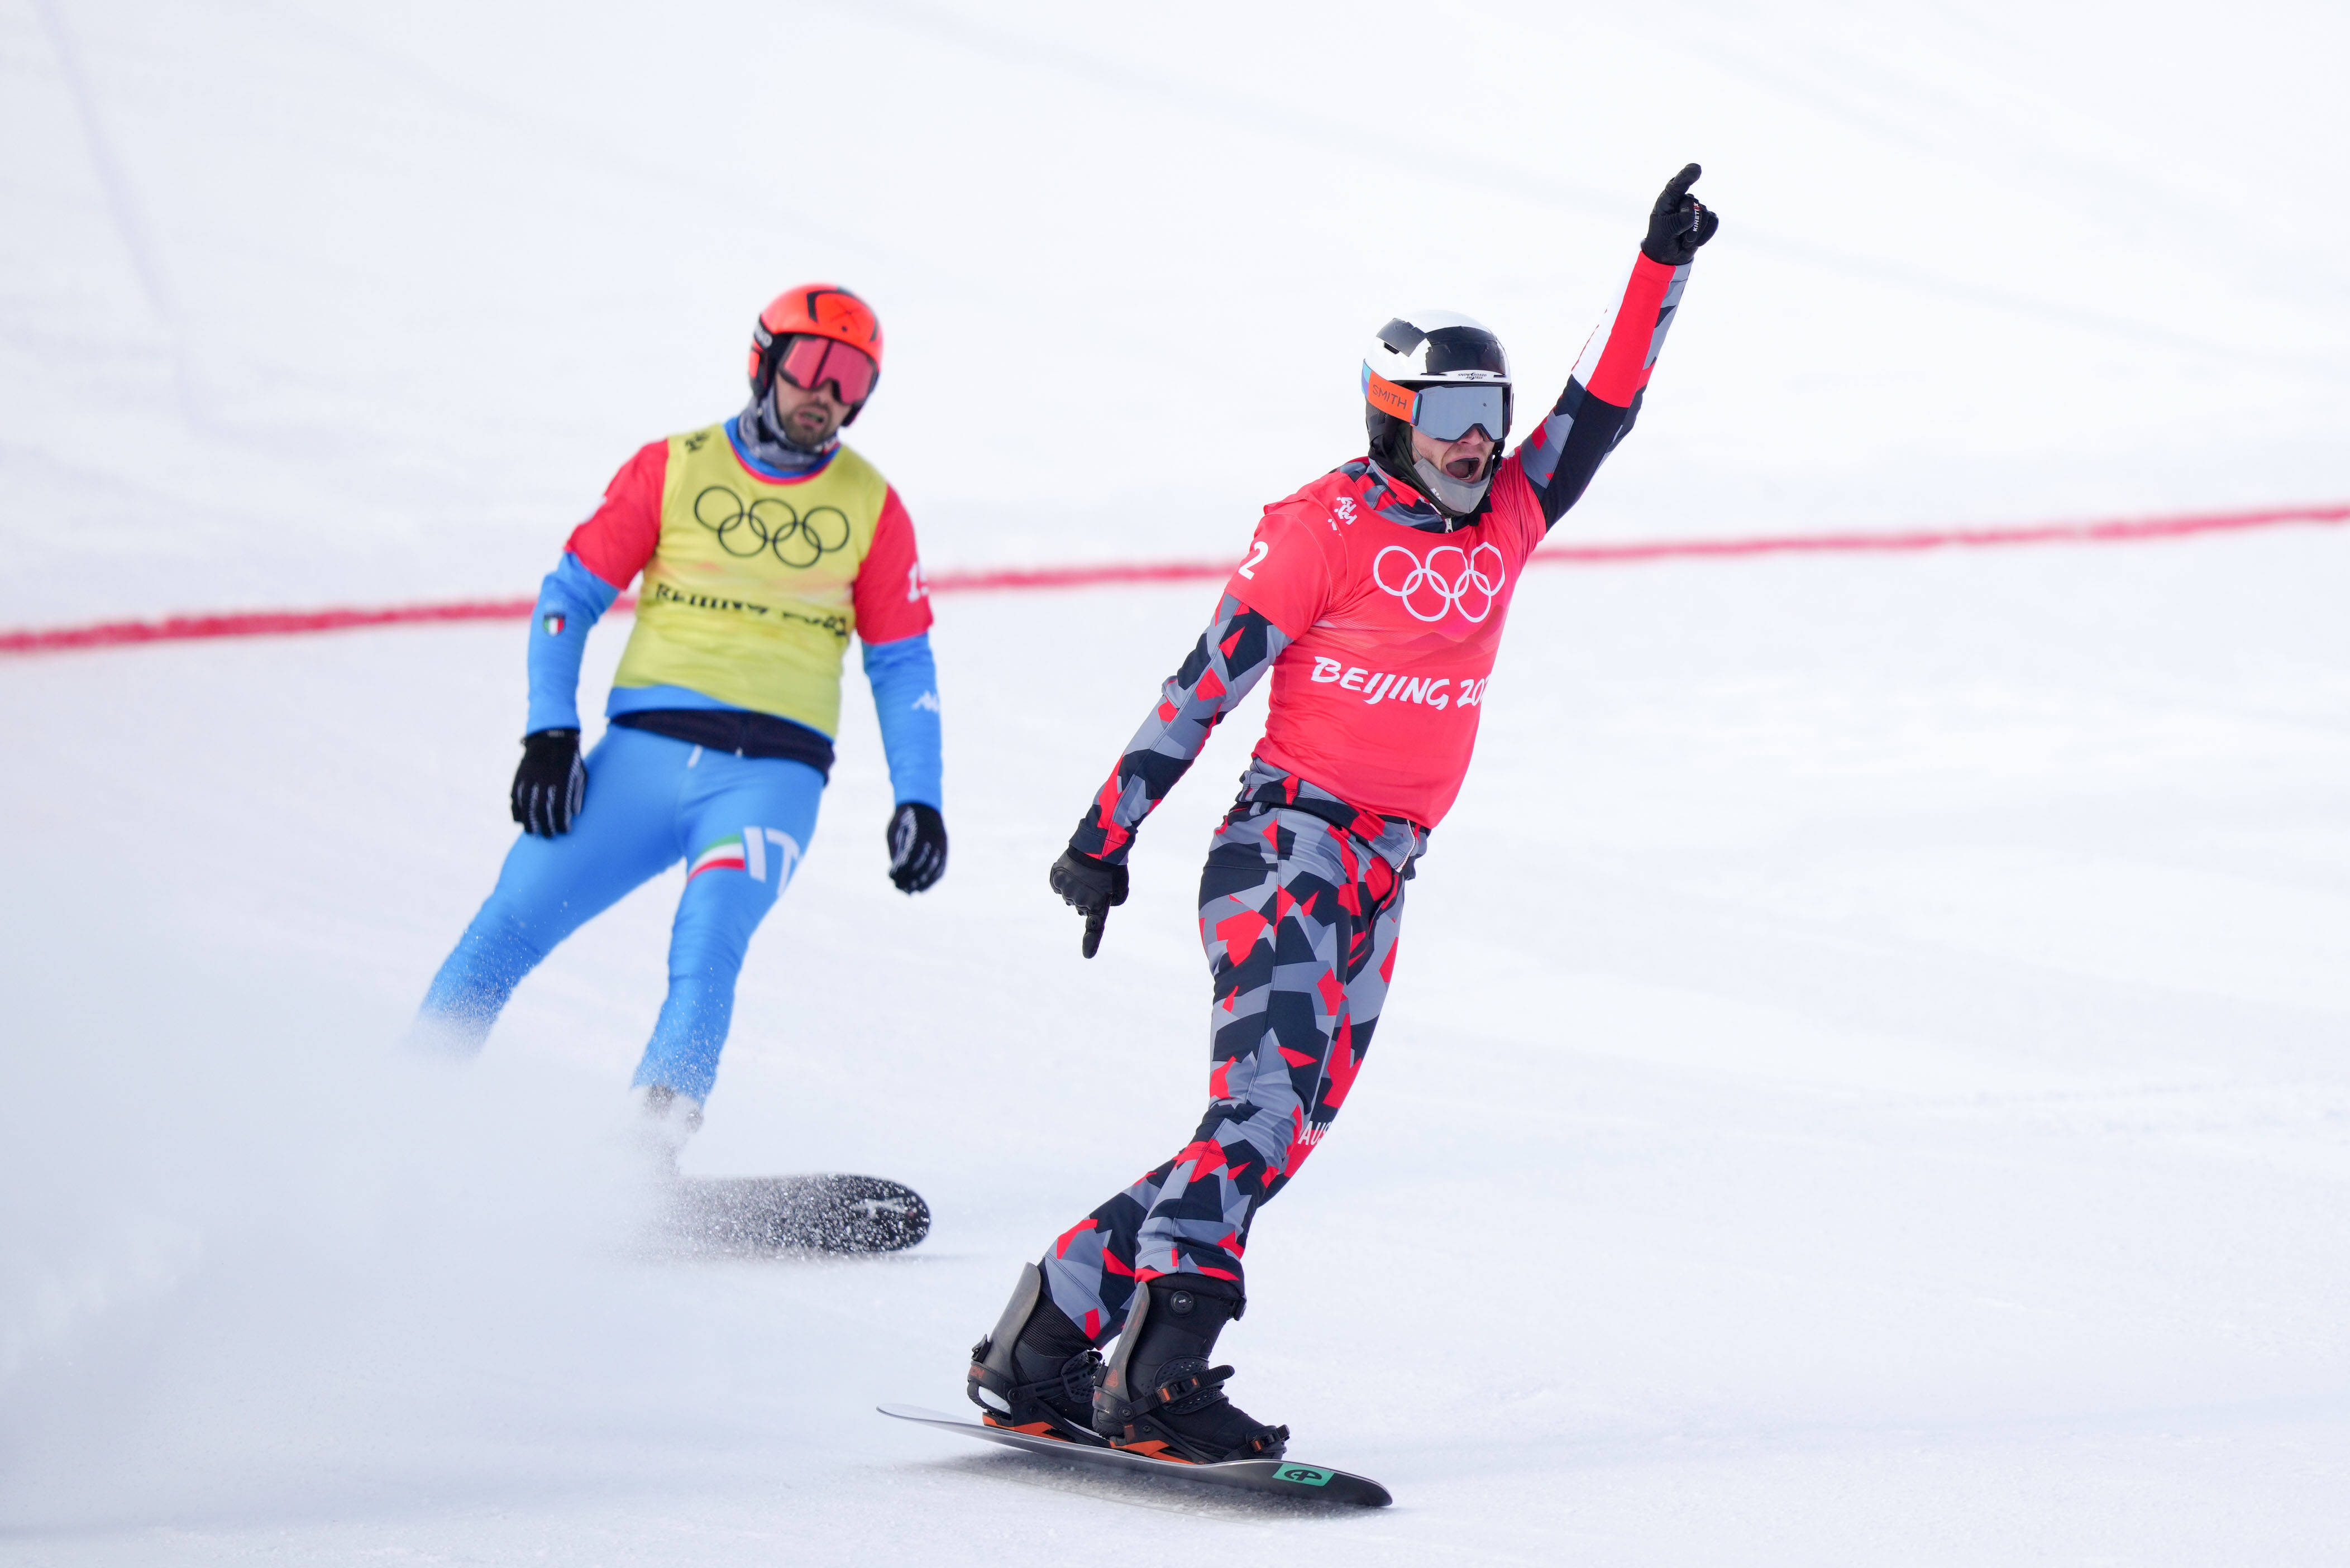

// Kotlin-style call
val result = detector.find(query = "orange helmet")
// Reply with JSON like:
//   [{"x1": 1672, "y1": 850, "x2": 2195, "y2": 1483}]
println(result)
[{"x1": 748, "y1": 283, "x2": 884, "y2": 419}]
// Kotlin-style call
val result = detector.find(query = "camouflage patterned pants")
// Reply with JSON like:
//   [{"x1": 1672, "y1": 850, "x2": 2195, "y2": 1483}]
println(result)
[{"x1": 1040, "y1": 779, "x2": 1423, "y2": 1342}]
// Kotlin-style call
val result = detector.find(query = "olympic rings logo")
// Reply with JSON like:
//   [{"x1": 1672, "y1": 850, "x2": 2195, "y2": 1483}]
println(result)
[
  {"x1": 692, "y1": 485, "x2": 852, "y2": 568},
  {"x1": 1370, "y1": 541, "x2": 1508, "y2": 623}
]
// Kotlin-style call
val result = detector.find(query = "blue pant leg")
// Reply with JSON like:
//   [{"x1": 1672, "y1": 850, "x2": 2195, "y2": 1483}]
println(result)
[
  {"x1": 632, "y1": 753, "x2": 825, "y2": 1101},
  {"x1": 415, "y1": 729, "x2": 689, "y2": 1048}
]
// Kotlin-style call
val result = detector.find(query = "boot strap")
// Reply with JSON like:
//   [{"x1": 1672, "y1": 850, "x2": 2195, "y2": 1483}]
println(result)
[
  {"x1": 1010, "y1": 1347, "x2": 1100, "y2": 1406},
  {"x1": 1133, "y1": 1363, "x2": 1235, "y2": 1417},
  {"x1": 1241, "y1": 1424, "x2": 1290, "y2": 1457}
]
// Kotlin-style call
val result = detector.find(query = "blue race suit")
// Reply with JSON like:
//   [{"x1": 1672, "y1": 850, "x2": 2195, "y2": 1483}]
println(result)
[{"x1": 415, "y1": 414, "x2": 941, "y2": 1101}]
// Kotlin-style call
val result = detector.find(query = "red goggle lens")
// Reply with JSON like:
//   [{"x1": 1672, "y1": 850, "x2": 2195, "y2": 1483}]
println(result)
[{"x1": 776, "y1": 336, "x2": 877, "y2": 404}]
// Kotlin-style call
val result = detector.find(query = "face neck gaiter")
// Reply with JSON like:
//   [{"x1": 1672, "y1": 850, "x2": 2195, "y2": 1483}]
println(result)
[{"x1": 734, "y1": 383, "x2": 839, "y2": 475}]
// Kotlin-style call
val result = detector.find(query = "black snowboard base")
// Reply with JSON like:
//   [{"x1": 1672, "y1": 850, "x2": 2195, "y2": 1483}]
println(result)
[
  {"x1": 880, "y1": 1404, "x2": 1392, "y2": 1507},
  {"x1": 661, "y1": 1174, "x2": 930, "y2": 1255}
]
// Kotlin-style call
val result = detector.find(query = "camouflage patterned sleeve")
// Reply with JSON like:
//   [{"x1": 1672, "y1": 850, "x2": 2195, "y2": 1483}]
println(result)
[
  {"x1": 1513, "y1": 250, "x2": 1690, "y2": 531},
  {"x1": 1068, "y1": 594, "x2": 1289, "y2": 863}
]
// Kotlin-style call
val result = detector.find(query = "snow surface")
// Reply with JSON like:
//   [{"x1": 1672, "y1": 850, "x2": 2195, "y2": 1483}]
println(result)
[{"x1": 3, "y1": 1, "x2": 2348, "y2": 1563}]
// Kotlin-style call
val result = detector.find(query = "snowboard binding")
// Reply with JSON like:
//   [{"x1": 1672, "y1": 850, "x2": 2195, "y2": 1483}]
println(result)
[
  {"x1": 1092, "y1": 1274, "x2": 1288, "y2": 1464},
  {"x1": 967, "y1": 1263, "x2": 1107, "y2": 1446}
]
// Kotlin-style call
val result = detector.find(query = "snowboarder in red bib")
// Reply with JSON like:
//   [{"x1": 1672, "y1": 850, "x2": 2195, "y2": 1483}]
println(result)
[{"x1": 967, "y1": 168, "x2": 1721, "y2": 1462}]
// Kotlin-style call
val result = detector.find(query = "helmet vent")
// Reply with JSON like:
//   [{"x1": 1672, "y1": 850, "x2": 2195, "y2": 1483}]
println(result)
[
  {"x1": 1418, "y1": 325, "x2": 1508, "y2": 378},
  {"x1": 1376, "y1": 318, "x2": 1427, "y2": 355}
]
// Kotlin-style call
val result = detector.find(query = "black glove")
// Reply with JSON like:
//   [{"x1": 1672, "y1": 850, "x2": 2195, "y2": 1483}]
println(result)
[
  {"x1": 510, "y1": 728, "x2": 586, "y2": 837},
  {"x1": 1049, "y1": 848, "x2": 1129, "y2": 959},
  {"x1": 886, "y1": 802, "x2": 948, "y2": 893},
  {"x1": 1642, "y1": 162, "x2": 1719, "y2": 266}
]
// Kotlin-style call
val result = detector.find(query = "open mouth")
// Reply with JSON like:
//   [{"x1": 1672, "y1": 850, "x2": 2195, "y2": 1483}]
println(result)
[{"x1": 1444, "y1": 456, "x2": 1481, "y2": 479}]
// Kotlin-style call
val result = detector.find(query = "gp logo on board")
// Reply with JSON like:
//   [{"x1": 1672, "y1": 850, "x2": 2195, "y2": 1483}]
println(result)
[
  {"x1": 1371, "y1": 540, "x2": 1507, "y2": 624},
  {"x1": 693, "y1": 485, "x2": 852, "y2": 567},
  {"x1": 1274, "y1": 1464, "x2": 1334, "y2": 1487}
]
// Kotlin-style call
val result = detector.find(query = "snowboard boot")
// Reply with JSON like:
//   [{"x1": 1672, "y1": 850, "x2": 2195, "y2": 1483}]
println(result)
[
  {"x1": 967, "y1": 1263, "x2": 1106, "y2": 1446},
  {"x1": 1092, "y1": 1273, "x2": 1288, "y2": 1463}
]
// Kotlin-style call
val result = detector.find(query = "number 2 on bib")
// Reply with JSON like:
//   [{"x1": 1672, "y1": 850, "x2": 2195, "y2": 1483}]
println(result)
[{"x1": 1237, "y1": 539, "x2": 1270, "y2": 579}]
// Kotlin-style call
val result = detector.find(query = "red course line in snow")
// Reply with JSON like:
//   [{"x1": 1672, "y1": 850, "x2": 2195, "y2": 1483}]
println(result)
[{"x1": 3, "y1": 502, "x2": 2344, "y2": 656}]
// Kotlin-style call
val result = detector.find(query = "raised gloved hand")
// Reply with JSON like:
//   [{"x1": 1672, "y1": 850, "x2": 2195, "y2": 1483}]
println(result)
[
  {"x1": 1642, "y1": 162, "x2": 1719, "y2": 266},
  {"x1": 886, "y1": 802, "x2": 948, "y2": 893},
  {"x1": 1049, "y1": 848, "x2": 1129, "y2": 959},
  {"x1": 510, "y1": 728, "x2": 586, "y2": 837}
]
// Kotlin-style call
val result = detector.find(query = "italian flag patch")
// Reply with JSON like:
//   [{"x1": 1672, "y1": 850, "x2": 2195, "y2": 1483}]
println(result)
[
  {"x1": 686, "y1": 834, "x2": 748, "y2": 881},
  {"x1": 542, "y1": 612, "x2": 566, "y2": 636}
]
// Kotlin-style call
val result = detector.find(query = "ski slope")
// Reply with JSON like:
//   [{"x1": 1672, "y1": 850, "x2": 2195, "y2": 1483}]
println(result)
[{"x1": 4, "y1": 1, "x2": 2348, "y2": 1563}]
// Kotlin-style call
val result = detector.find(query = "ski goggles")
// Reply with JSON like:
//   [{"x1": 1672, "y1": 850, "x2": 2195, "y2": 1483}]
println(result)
[
  {"x1": 776, "y1": 334, "x2": 878, "y2": 405},
  {"x1": 1363, "y1": 367, "x2": 1512, "y2": 443}
]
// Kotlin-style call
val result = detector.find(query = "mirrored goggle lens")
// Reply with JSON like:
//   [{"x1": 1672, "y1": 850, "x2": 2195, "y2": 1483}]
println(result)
[
  {"x1": 777, "y1": 336, "x2": 877, "y2": 404},
  {"x1": 1410, "y1": 383, "x2": 1508, "y2": 442}
]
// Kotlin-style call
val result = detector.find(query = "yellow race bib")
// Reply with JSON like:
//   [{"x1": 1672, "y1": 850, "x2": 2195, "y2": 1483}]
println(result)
[{"x1": 613, "y1": 425, "x2": 890, "y2": 735}]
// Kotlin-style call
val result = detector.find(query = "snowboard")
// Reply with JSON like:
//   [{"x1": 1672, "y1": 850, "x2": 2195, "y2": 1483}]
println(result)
[
  {"x1": 662, "y1": 1174, "x2": 930, "y2": 1255},
  {"x1": 878, "y1": 1404, "x2": 1393, "y2": 1507}
]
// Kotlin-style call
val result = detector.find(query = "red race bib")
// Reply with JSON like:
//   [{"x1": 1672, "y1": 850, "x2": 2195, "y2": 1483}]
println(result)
[{"x1": 1227, "y1": 456, "x2": 1546, "y2": 829}]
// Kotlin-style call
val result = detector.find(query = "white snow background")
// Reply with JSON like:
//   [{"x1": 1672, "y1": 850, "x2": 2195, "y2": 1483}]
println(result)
[{"x1": 2, "y1": 1, "x2": 2347, "y2": 1562}]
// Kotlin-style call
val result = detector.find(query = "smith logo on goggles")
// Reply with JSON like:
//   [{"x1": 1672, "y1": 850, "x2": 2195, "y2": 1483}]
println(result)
[{"x1": 1362, "y1": 367, "x2": 1511, "y2": 443}]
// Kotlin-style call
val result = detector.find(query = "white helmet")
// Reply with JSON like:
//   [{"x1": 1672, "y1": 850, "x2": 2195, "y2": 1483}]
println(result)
[{"x1": 1362, "y1": 310, "x2": 1513, "y2": 518}]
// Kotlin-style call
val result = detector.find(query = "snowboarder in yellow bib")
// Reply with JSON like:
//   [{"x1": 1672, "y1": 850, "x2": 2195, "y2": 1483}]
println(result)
[{"x1": 415, "y1": 284, "x2": 946, "y2": 1150}]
